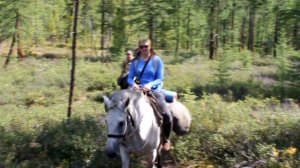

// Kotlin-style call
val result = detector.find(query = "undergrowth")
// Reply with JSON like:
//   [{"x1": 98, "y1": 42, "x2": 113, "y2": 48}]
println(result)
[{"x1": 0, "y1": 52, "x2": 299, "y2": 167}]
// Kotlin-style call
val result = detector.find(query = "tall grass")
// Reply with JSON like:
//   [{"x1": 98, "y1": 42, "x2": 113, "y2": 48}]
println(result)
[{"x1": 0, "y1": 52, "x2": 299, "y2": 167}]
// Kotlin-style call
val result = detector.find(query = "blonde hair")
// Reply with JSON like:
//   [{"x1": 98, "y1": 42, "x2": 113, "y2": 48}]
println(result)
[
  {"x1": 137, "y1": 38, "x2": 156, "y2": 56},
  {"x1": 138, "y1": 38, "x2": 151, "y2": 46}
]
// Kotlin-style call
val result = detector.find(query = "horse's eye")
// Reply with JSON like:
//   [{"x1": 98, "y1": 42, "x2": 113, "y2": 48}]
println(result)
[{"x1": 119, "y1": 121, "x2": 125, "y2": 127}]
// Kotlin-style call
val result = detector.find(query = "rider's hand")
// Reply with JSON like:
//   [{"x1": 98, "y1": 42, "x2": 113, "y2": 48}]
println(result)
[
  {"x1": 142, "y1": 84, "x2": 151, "y2": 92},
  {"x1": 132, "y1": 84, "x2": 140, "y2": 91}
]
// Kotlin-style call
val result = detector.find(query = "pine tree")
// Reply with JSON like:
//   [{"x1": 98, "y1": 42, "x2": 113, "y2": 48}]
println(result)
[
  {"x1": 111, "y1": 4, "x2": 127, "y2": 59},
  {"x1": 1, "y1": 0, "x2": 29, "y2": 66}
]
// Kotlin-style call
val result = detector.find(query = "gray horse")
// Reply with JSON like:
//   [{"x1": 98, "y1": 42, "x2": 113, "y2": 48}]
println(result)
[
  {"x1": 103, "y1": 89, "x2": 192, "y2": 168},
  {"x1": 103, "y1": 89, "x2": 161, "y2": 168}
]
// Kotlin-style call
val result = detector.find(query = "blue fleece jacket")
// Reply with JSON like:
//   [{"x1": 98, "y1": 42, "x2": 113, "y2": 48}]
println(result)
[{"x1": 127, "y1": 56, "x2": 164, "y2": 92}]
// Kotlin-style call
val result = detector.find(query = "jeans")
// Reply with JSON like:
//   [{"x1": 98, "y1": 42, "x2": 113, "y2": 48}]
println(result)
[{"x1": 153, "y1": 92, "x2": 173, "y2": 143}]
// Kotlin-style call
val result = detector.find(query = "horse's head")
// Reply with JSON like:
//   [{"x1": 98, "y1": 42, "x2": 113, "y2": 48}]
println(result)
[
  {"x1": 102, "y1": 90, "x2": 162, "y2": 168},
  {"x1": 103, "y1": 93, "x2": 135, "y2": 158}
]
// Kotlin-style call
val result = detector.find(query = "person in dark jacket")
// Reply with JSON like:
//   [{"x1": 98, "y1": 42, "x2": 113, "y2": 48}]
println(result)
[{"x1": 117, "y1": 50, "x2": 134, "y2": 89}]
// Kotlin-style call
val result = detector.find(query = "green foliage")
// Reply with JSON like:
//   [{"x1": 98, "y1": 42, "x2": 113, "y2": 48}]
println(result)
[
  {"x1": 274, "y1": 37, "x2": 293, "y2": 101},
  {"x1": 177, "y1": 94, "x2": 300, "y2": 167},
  {"x1": 1, "y1": 0, "x2": 300, "y2": 59},
  {"x1": 0, "y1": 116, "x2": 112, "y2": 167},
  {"x1": 214, "y1": 51, "x2": 232, "y2": 85},
  {"x1": 239, "y1": 49, "x2": 253, "y2": 69},
  {"x1": 1, "y1": 0, "x2": 300, "y2": 167},
  {"x1": 110, "y1": 7, "x2": 126, "y2": 59},
  {"x1": 1, "y1": 49, "x2": 300, "y2": 167}
]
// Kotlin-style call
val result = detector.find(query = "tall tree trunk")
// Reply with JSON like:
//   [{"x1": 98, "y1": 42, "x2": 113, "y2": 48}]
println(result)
[
  {"x1": 240, "y1": 17, "x2": 246, "y2": 50},
  {"x1": 174, "y1": 0, "x2": 181, "y2": 56},
  {"x1": 15, "y1": 10, "x2": 25, "y2": 61},
  {"x1": 65, "y1": 1, "x2": 74, "y2": 43},
  {"x1": 231, "y1": 2, "x2": 236, "y2": 46},
  {"x1": 148, "y1": 15, "x2": 154, "y2": 41},
  {"x1": 100, "y1": 0, "x2": 105, "y2": 50},
  {"x1": 209, "y1": 0, "x2": 219, "y2": 60},
  {"x1": 3, "y1": 35, "x2": 16, "y2": 68},
  {"x1": 257, "y1": 16, "x2": 263, "y2": 51},
  {"x1": 175, "y1": 24, "x2": 179, "y2": 56},
  {"x1": 0, "y1": 38, "x2": 5, "y2": 48},
  {"x1": 89, "y1": 17, "x2": 97, "y2": 56},
  {"x1": 292, "y1": 20, "x2": 299, "y2": 50},
  {"x1": 209, "y1": 32, "x2": 218, "y2": 59},
  {"x1": 222, "y1": 21, "x2": 227, "y2": 47},
  {"x1": 186, "y1": 8, "x2": 191, "y2": 50},
  {"x1": 174, "y1": 5, "x2": 180, "y2": 56},
  {"x1": 3, "y1": 10, "x2": 22, "y2": 67},
  {"x1": 273, "y1": 12, "x2": 280, "y2": 57},
  {"x1": 67, "y1": 0, "x2": 79, "y2": 118},
  {"x1": 247, "y1": 7, "x2": 255, "y2": 52}
]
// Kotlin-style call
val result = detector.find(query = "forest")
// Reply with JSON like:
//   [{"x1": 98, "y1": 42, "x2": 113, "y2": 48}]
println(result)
[{"x1": 0, "y1": 0, "x2": 300, "y2": 167}]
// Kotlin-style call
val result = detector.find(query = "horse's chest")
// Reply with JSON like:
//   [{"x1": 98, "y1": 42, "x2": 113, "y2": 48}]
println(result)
[{"x1": 122, "y1": 130, "x2": 159, "y2": 154}]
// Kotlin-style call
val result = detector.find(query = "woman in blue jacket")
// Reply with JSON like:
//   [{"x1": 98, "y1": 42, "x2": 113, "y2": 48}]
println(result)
[{"x1": 127, "y1": 38, "x2": 173, "y2": 151}]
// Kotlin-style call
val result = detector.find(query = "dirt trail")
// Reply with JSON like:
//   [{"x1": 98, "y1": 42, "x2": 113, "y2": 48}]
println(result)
[{"x1": 161, "y1": 150, "x2": 177, "y2": 167}]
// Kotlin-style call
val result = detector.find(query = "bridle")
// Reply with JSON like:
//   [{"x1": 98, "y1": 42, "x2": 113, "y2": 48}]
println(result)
[
  {"x1": 106, "y1": 91, "x2": 155, "y2": 140},
  {"x1": 107, "y1": 111, "x2": 137, "y2": 140},
  {"x1": 105, "y1": 93, "x2": 158, "y2": 152},
  {"x1": 107, "y1": 134, "x2": 125, "y2": 138}
]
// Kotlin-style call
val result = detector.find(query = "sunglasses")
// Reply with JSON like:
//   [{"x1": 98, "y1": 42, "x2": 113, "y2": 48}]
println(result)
[{"x1": 139, "y1": 45, "x2": 149, "y2": 49}]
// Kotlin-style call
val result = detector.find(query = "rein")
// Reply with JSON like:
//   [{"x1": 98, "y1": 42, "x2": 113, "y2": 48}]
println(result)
[
  {"x1": 107, "y1": 112, "x2": 140, "y2": 140},
  {"x1": 107, "y1": 134, "x2": 125, "y2": 138},
  {"x1": 107, "y1": 115, "x2": 128, "y2": 139},
  {"x1": 106, "y1": 91, "x2": 158, "y2": 152}
]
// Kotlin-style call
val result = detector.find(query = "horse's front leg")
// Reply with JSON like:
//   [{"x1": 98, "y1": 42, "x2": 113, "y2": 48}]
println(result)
[
  {"x1": 145, "y1": 149, "x2": 161, "y2": 168},
  {"x1": 120, "y1": 145, "x2": 130, "y2": 168}
]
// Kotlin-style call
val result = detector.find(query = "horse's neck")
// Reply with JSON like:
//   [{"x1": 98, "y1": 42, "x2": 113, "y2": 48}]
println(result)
[
  {"x1": 123, "y1": 99, "x2": 160, "y2": 152},
  {"x1": 138, "y1": 98, "x2": 159, "y2": 135}
]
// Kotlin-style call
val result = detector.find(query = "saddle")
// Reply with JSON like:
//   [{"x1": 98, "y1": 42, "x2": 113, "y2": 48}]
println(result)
[{"x1": 144, "y1": 92, "x2": 163, "y2": 126}]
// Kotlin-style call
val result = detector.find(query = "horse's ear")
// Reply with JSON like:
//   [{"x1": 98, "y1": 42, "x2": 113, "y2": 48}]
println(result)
[
  {"x1": 103, "y1": 95, "x2": 110, "y2": 112},
  {"x1": 124, "y1": 98, "x2": 130, "y2": 108}
]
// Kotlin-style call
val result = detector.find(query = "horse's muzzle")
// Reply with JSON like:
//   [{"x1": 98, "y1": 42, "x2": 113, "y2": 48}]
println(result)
[
  {"x1": 106, "y1": 138, "x2": 119, "y2": 158},
  {"x1": 106, "y1": 150, "x2": 117, "y2": 158}
]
